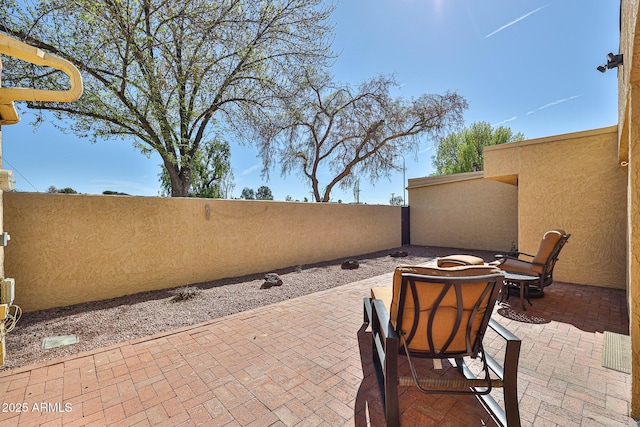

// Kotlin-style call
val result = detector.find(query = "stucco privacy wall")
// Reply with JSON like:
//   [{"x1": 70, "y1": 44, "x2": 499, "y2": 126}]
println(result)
[
  {"x1": 407, "y1": 171, "x2": 518, "y2": 252},
  {"x1": 484, "y1": 126, "x2": 627, "y2": 289},
  {"x1": 3, "y1": 193, "x2": 401, "y2": 312}
]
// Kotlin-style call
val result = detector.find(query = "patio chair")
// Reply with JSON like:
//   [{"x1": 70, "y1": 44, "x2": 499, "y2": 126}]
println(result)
[
  {"x1": 363, "y1": 265, "x2": 521, "y2": 427},
  {"x1": 491, "y1": 229, "x2": 570, "y2": 295}
]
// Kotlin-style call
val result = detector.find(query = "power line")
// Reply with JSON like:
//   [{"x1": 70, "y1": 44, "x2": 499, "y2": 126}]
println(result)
[{"x1": 2, "y1": 158, "x2": 40, "y2": 192}]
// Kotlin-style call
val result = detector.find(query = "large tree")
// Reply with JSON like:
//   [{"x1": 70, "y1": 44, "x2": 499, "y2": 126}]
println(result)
[
  {"x1": 158, "y1": 138, "x2": 233, "y2": 198},
  {"x1": 256, "y1": 73, "x2": 467, "y2": 202},
  {"x1": 433, "y1": 121, "x2": 525, "y2": 175},
  {"x1": 1, "y1": 0, "x2": 334, "y2": 196}
]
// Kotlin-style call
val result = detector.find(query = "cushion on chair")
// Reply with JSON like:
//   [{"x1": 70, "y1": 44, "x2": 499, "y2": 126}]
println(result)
[
  {"x1": 437, "y1": 254, "x2": 485, "y2": 268},
  {"x1": 531, "y1": 229, "x2": 565, "y2": 272},
  {"x1": 373, "y1": 265, "x2": 503, "y2": 354}
]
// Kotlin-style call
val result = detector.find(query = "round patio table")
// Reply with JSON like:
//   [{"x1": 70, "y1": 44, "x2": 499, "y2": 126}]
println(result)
[{"x1": 501, "y1": 272, "x2": 539, "y2": 311}]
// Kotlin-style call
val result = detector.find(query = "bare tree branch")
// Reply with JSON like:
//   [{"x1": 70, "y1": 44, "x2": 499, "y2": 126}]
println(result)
[{"x1": 257, "y1": 73, "x2": 467, "y2": 202}]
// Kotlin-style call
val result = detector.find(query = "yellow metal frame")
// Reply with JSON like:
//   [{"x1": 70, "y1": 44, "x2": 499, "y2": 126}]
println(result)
[{"x1": 0, "y1": 33, "x2": 84, "y2": 125}]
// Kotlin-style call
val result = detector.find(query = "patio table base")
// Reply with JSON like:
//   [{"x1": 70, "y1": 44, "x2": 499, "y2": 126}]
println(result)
[{"x1": 501, "y1": 272, "x2": 539, "y2": 311}]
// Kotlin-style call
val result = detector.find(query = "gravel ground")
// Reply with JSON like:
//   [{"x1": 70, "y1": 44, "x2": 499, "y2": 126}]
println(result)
[{"x1": 1, "y1": 245, "x2": 495, "y2": 371}]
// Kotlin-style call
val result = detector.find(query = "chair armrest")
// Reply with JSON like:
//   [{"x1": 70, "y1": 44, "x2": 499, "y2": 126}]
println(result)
[
  {"x1": 363, "y1": 297, "x2": 373, "y2": 325},
  {"x1": 364, "y1": 298, "x2": 401, "y2": 427},
  {"x1": 494, "y1": 254, "x2": 548, "y2": 271},
  {"x1": 488, "y1": 318, "x2": 521, "y2": 345},
  {"x1": 486, "y1": 318, "x2": 521, "y2": 427},
  {"x1": 517, "y1": 252, "x2": 535, "y2": 259},
  {"x1": 481, "y1": 319, "x2": 521, "y2": 381},
  {"x1": 495, "y1": 251, "x2": 535, "y2": 261},
  {"x1": 371, "y1": 299, "x2": 399, "y2": 341}
]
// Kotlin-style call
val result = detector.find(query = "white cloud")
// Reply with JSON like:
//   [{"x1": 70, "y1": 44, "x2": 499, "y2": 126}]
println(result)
[{"x1": 485, "y1": 6, "x2": 545, "y2": 39}]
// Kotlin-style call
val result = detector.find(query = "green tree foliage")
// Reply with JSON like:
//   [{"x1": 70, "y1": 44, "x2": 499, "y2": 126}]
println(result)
[
  {"x1": 255, "y1": 185, "x2": 273, "y2": 200},
  {"x1": 240, "y1": 187, "x2": 255, "y2": 200},
  {"x1": 433, "y1": 122, "x2": 525, "y2": 175},
  {"x1": 47, "y1": 186, "x2": 78, "y2": 194},
  {"x1": 158, "y1": 138, "x2": 233, "y2": 198},
  {"x1": 256, "y1": 73, "x2": 467, "y2": 202},
  {"x1": 1, "y1": 0, "x2": 335, "y2": 197},
  {"x1": 240, "y1": 185, "x2": 273, "y2": 200},
  {"x1": 102, "y1": 191, "x2": 130, "y2": 195}
]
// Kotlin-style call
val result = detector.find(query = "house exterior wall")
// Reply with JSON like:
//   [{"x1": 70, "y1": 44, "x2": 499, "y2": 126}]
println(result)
[
  {"x1": 407, "y1": 171, "x2": 518, "y2": 252},
  {"x1": 484, "y1": 126, "x2": 627, "y2": 289},
  {"x1": 3, "y1": 193, "x2": 401, "y2": 312},
  {"x1": 626, "y1": 84, "x2": 640, "y2": 417},
  {"x1": 621, "y1": 0, "x2": 640, "y2": 416}
]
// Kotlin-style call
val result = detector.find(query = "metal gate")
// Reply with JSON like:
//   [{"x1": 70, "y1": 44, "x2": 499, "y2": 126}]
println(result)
[{"x1": 401, "y1": 206, "x2": 410, "y2": 246}]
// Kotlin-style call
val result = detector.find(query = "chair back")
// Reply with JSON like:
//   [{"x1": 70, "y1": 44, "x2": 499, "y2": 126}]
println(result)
[
  {"x1": 390, "y1": 265, "x2": 503, "y2": 358},
  {"x1": 540, "y1": 232, "x2": 570, "y2": 286},
  {"x1": 530, "y1": 229, "x2": 566, "y2": 272}
]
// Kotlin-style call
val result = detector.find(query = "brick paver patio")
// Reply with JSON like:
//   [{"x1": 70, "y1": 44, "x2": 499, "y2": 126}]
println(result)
[{"x1": 0, "y1": 270, "x2": 634, "y2": 426}]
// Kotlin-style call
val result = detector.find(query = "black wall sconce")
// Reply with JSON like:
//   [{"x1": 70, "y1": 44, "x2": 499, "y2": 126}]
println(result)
[{"x1": 597, "y1": 52, "x2": 624, "y2": 73}]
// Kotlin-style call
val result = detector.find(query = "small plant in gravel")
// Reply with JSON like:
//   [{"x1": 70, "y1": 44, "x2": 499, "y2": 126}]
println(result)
[{"x1": 169, "y1": 286, "x2": 201, "y2": 303}]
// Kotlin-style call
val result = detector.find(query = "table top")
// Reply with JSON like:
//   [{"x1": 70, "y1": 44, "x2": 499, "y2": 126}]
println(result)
[{"x1": 503, "y1": 271, "x2": 539, "y2": 282}]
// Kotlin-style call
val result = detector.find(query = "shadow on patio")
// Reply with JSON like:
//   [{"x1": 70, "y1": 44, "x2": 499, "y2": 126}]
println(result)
[{"x1": 0, "y1": 259, "x2": 634, "y2": 426}]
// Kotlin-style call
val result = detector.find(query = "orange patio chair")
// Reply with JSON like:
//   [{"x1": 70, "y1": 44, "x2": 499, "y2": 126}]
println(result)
[
  {"x1": 363, "y1": 264, "x2": 521, "y2": 427},
  {"x1": 491, "y1": 229, "x2": 570, "y2": 295}
]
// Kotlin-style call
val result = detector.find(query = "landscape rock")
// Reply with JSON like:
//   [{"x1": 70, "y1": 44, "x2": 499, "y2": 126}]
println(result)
[
  {"x1": 261, "y1": 273, "x2": 283, "y2": 289},
  {"x1": 389, "y1": 250, "x2": 409, "y2": 258},
  {"x1": 341, "y1": 259, "x2": 360, "y2": 270}
]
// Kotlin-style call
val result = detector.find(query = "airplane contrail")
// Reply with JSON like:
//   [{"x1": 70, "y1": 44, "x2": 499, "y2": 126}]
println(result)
[
  {"x1": 526, "y1": 96, "x2": 579, "y2": 115},
  {"x1": 485, "y1": 6, "x2": 545, "y2": 39}
]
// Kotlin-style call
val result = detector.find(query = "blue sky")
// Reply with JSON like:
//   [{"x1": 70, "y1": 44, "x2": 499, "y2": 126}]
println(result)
[{"x1": 2, "y1": 1, "x2": 620, "y2": 203}]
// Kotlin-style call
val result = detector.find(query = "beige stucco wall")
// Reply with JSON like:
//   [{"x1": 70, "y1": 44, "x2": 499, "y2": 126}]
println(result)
[
  {"x1": 3, "y1": 193, "x2": 401, "y2": 312},
  {"x1": 621, "y1": 0, "x2": 640, "y2": 416},
  {"x1": 407, "y1": 171, "x2": 518, "y2": 252},
  {"x1": 484, "y1": 126, "x2": 627, "y2": 289},
  {"x1": 626, "y1": 84, "x2": 640, "y2": 417}
]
